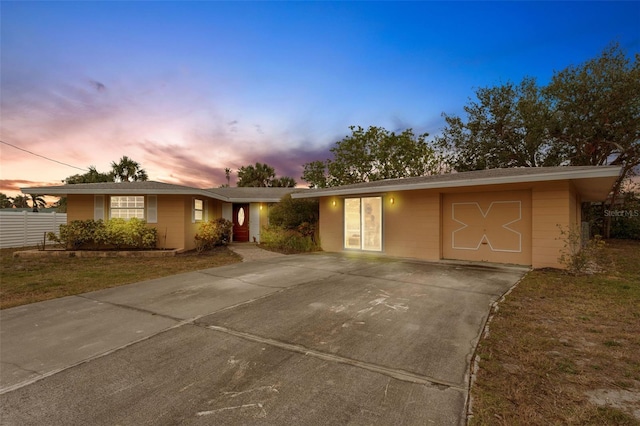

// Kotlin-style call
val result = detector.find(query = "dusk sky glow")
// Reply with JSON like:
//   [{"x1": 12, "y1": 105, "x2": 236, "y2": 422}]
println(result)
[{"x1": 1, "y1": 1, "x2": 638, "y2": 197}]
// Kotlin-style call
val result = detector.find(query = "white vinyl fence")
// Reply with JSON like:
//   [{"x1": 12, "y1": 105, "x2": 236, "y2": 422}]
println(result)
[{"x1": 0, "y1": 211, "x2": 67, "y2": 249}]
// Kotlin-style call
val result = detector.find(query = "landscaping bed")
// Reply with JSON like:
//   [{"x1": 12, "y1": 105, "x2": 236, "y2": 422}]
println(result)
[{"x1": 13, "y1": 248, "x2": 180, "y2": 258}]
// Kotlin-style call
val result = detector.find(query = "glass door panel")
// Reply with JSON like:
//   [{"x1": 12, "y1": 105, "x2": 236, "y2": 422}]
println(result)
[{"x1": 344, "y1": 198, "x2": 361, "y2": 249}]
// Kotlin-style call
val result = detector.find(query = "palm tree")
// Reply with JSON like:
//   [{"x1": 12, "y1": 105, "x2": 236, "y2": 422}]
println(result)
[
  {"x1": 30, "y1": 194, "x2": 46, "y2": 212},
  {"x1": 111, "y1": 156, "x2": 148, "y2": 182}
]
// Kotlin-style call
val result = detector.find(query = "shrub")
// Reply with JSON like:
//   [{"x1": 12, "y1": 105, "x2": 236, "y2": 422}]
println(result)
[
  {"x1": 48, "y1": 218, "x2": 157, "y2": 250},
  {"x1": 195, "y1": 218, "x2": 233, "y2": 252},
  {"x1": 557, "y1": 225, "x2": 607, "y2": 275},
  {"x1": 260, "y1": 226, "x2": 319, "y2": 253},
  {"x1": 269, "y1": 195, "x2": 319, "y2": 233},
  {"x1": 265, "y1": 194, "x2": 320, "y2": 253},
  {"x1": 48, "y1": 219, "x2": 105, "y2": 250}
]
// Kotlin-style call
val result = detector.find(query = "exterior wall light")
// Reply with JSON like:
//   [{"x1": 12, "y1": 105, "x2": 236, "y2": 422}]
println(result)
[
  {"x1": 332, "y1": 200, "x2": 337, "y2": 207},
  {"x1": 390, "y1": 197, "x2": 395, "y2": 205}
]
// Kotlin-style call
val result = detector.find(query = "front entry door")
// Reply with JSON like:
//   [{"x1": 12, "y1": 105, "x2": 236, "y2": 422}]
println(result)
[{"x1": 232, "y1": 204, "x2": 250, "y2": 242}]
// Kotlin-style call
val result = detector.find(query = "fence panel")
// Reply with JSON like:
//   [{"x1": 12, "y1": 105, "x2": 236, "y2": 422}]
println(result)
[{"x1": 0, "y1": 211, "x2": 67, "y2": 249}]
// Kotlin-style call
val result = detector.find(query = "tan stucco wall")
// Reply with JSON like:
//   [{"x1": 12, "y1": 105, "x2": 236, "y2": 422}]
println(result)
[
  {"x1": 67, "y1": 194, "x2": 96, "y2": 221},
  {"x1": 316, "y1": 180, "x2": 581, "y2": 269},
  {"x1": 531, "y1": 181, "x2": 575, "y2": 269},
  {"x1": 318, "y1": 197, "x2": 344, "y2": 252},
  {"x1": 384, "y1": 190, "x2": 440, "y2": 261}
]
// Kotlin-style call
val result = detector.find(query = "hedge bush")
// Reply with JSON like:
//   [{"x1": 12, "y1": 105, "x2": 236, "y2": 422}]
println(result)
[
  {"x1": 260, "y1": 226, "x2": 319, "y2": 253},
  {"x1": 194, "y1": 218, "x2": 233, "y2": 252},
  {"x1": 48, "y1": 218, "x2": 157, "y2": 250}
]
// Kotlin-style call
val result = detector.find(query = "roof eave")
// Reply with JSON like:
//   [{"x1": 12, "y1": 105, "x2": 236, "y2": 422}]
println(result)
[
  {"x1": 21, "y1": 187, "x2": 231, "y2": 202},
  {"x1": 291, "y1": 167, "x2": 623, "y2": 198}
]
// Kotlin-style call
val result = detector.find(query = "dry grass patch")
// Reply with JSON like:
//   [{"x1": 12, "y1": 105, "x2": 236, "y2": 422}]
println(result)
[
  {"x1": 470, "y1": 240, "x2": 640, "y2": 425},
  {"x1": 1, "y1": 246, "x2": 241, "y2": 309}
]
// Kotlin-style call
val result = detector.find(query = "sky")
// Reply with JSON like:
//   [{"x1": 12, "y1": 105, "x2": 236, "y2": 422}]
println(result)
[{"x1": 1, "y1": 1, "x2": 639, "y2": 198}]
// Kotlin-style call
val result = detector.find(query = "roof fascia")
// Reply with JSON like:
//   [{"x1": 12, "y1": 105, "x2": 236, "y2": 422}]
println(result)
[
  {"x1": 291, "y1": 167, "x2": 622, "y2": 198},
  {"x1": 21, "y1": 187, "x2": 231, "y2": 202}
]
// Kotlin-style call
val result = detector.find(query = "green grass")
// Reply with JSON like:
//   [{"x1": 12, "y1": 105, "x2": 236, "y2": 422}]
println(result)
[{"x1": 1, "y1": 246, "x2": 241, "y2": 309}]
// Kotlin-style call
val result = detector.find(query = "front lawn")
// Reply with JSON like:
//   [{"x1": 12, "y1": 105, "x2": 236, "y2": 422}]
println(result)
[
  {"x1": 0, "y1": 247, "x2": 241, "y2": 309},
  {"x1": 470, "y1": 239, "x2": 640, "y2": 425}
]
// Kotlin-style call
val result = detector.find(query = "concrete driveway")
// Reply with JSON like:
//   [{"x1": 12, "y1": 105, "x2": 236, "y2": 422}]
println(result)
[{"x1": 0, "y1": 252, "x2": 526, "y2": 425}]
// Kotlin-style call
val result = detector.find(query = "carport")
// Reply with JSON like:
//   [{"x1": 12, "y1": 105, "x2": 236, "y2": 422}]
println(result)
[{"x1": 292, "y1": 166, "x2": 621, "y2": 269}]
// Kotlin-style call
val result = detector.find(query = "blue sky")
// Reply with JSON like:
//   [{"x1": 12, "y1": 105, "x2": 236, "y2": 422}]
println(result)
[{"x1": 1, "y1": 1, "x2": 638, "y2": 194}]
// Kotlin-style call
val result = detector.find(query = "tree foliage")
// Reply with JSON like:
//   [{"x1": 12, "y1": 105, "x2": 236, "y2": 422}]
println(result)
[
  {"x1": 303, "y1": 126, "x2": 439, "y2": 188},
  {"x1": 0, "y1": 193, "x2": 13, "y2": 208},
  {"x1": 268, "y1": 194, "x2": 319, "y2": 231},
  {"x1": 64, "y1": 166, "x2": 113, "y2": 184},
  {"x1": 436, "y1": 78, "x2": 562, "y2": 170},
  {"x1": 237, "y1": 162, "x2": 296, "y2": 187},
  {"x1": 436, "y1": 43, "x2": 639, "y2": 184},
  {"x1": 544, "y1": 44, "x2": 640, "y2": 199},
  {"x1": 10, "y1": 195, "x2": 30, "y2": 208},
  {"x1": 111, "y1": 156, "x2": 148, "y2": 182}
]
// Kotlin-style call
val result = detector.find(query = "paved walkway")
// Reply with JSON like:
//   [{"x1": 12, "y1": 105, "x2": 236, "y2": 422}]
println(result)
[{"x1": 227, "y1": 243, "x2": 286, "y2": 262}]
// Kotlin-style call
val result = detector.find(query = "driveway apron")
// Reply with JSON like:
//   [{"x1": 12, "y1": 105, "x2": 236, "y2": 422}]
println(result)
[{"x1": 0, "y1": 252, "x2": 526, "y2": 425}]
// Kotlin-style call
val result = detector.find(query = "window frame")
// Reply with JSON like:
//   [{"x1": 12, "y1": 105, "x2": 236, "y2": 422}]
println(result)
[
  {"x1": 343, "y1": 196, "x2": 382, "y2": 252},
  {"x1": 109, "y1": 195, "x2": 145, "y2": 220},
  {"x1": 193, "y1": 198, "x2": 204, "y2": 222}
]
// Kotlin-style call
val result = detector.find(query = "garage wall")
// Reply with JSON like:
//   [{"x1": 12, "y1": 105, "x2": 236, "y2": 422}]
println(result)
[
  {"x1": 442, "y1": 190, "x2": 532, "y2": 265},
  {"x1": 531, "y1": 181, "x2": 572, "y2": 269},
  {"x1": 384, "y1": 190, "x2": 440, "y2": 261}
]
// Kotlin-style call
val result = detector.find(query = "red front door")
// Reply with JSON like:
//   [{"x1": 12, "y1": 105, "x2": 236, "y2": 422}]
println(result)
[{"x1": 232, "y1": 204, "x2": 250, "y2": 242}]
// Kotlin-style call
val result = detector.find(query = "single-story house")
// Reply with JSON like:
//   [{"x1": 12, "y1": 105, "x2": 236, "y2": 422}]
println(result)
[
  {"x1": 20, "y1": 182, "x2": 302, "y2": 251},
  {"x1": 291, "y1": 166, "x2": 621, "y2": 269},
  {"x1": 23, "y1": 166, "x2": 620, "y2": 268}
]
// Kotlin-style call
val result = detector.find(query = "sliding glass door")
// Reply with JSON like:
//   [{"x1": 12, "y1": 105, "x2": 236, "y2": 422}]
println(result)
[{"x1": 344, "y1": 197, "x2": 382, "y2": 251}]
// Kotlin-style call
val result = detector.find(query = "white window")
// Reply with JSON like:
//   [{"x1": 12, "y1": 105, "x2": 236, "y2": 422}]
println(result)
[
  {"x1": 344, "y1": 196, "x2": 382, "y2": 251},
  {"x1": 194, "y1": 199, "x2": 204, "y2": 222},
  {"x1": 110, "y1": 196, "x2": 145, "y2": 219}
]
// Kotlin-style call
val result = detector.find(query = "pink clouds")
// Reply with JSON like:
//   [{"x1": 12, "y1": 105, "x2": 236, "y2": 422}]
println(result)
[{"x1": 0, "y1": 67, "x2": 338, "y2": 196}]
